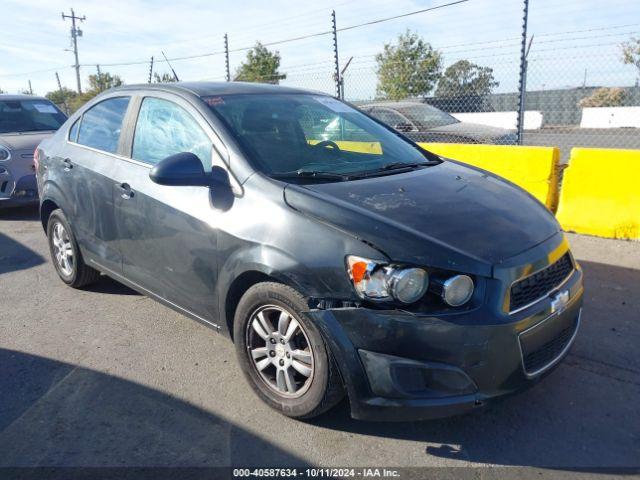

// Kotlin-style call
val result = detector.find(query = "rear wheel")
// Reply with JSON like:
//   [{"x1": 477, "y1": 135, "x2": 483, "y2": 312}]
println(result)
[
  {"x1": 47, "y1": 209, "x2": 100, "y2": 288},
  {"x1": 234, "y1": 282, "x2": 344, "y2": 419}
]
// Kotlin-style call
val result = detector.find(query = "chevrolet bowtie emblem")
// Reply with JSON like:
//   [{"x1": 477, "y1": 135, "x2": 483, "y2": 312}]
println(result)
[{"x1": 550, "y1": 290, "x2": 570, "y2": 314}]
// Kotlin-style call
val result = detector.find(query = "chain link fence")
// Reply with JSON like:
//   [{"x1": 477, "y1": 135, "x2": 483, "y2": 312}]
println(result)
[
  {"x1": 3, "y1": 2, "x2": 639, "y2": 163},
  {"x1": 273, "y1": 49, "x2": 640, "y2": 162}
]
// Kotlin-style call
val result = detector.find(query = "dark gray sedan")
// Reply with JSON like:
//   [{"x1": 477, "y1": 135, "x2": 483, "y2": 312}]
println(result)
[
  {"x1": 36, "y1": 82, "x2": 583, "y2": 421},
  {"x1": 0, "y1": 94, "x2": 67, "y2": 207},
  {"x1": 360, "y1": 101, "x2": 517, "y2": 145}
]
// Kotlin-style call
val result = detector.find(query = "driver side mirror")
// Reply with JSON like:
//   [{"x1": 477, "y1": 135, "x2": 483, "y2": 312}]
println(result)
[{"x1": 150, "y1": 152, "x2": 223, "y2": 187}]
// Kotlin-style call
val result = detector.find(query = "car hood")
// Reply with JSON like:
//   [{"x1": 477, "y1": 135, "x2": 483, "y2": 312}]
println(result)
[
  {"x1": 283, "y1": 161, "x2": 559, "y2": 276},
  {"x1": 428, "y1": 122, "x2": 510, "y2": 138},
  {"x1": 0, "y1": 131, "x2": 55, "y2": 150}
]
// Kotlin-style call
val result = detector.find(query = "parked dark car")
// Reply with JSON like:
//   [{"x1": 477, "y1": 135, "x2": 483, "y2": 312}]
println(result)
[
  {"x1": 360, "y1": 101, "x2": 517, "y2": 145},
  {"x1": 0, "y1": 94, "x2": 67, "y2": 207},
  {"x1": 36, "y1": 82, "x2": 583, "y2": 421}
]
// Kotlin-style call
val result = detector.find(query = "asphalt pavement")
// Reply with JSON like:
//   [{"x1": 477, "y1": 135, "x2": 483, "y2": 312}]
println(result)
[
  {"x1": 524, "y1": 128, "x2": 640, "y2": 162},
  {"x1": 0, "y1": 205, "x2": 638, "y2": 475}
]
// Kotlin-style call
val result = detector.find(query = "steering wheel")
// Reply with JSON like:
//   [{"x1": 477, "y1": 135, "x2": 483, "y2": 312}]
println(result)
[{"x1": 313, "y1": 140, "x2": 341, "y2": 152}]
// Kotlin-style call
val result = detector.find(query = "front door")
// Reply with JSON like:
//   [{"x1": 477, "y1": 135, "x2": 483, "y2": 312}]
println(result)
[{"x1": 113, "y1": 95, "x2": 221, "y2": 324}]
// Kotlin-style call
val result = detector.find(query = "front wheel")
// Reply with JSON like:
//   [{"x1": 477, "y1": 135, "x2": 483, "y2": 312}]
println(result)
[{"x1": 234, "y1": 282, "x2": 344, "y2": 419}]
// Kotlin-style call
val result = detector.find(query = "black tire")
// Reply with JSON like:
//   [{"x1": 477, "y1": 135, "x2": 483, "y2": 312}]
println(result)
[
  {"x1": 47, "y1": 208, "x2": 100, "y2": 288},
  {"x1": 234, "y1": 282, "x2": 344, "y2": 419}
]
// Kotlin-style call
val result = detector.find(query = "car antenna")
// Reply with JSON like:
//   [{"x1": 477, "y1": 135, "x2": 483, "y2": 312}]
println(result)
[{"x1": 161, "y1": 51, "x2": 180, "y2": 82}]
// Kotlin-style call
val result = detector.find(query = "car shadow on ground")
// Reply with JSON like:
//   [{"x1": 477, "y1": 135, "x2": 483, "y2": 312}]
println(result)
[
  {"x1": 0, "y1": 232, "x2": 44, "y2": 275},
  {"x1": 84, "y1": 275, "x2": 141, "y2": 296},
  {"x1": 0, "y1": 348, "x2": 309, "y2": 471},
  {"x1": 310, "y1": 259, "x2": 640, "y2": 471},
  {"x1": 0, "y1": 204, "x2": 40, "y2": 222}
]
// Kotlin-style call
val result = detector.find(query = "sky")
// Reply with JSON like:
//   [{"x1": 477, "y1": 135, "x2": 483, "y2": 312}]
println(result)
[{"x1": 1, "y1": 0, "x2": 639, "y2": 99}]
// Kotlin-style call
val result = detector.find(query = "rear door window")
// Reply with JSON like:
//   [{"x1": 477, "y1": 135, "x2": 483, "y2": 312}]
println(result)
[
  {"x1": 132, "y1": 97, "x2": 212, "y2": 170},
  {"x1": 77, "y1": 97, "x2": 130, "y2": 154}
]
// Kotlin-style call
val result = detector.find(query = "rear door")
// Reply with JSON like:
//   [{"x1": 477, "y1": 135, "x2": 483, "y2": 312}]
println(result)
[
  {"x1": 113, "y1": 93, "x2": 226, "y2": 324},
  {"x1": 61, "y1": 95, "x2": 132, "y2": 273}
]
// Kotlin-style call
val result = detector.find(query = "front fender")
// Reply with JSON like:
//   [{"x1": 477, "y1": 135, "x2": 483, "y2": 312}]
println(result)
[{"x1": 217, "y1": 242, "x2": 339, "y2": 303}]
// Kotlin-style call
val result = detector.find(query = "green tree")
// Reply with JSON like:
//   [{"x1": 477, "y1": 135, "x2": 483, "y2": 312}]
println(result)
[
  {"x1": 153, "y1": 72, "x2": 177, "y2": 83},
  {"x1": 45, "y1": 87, "x2": 77, "y2": 114},
  {"x1": 89, "y1": 72, "x2": 124, "y2": 93},
  {"x1": 621, "y1": 37, "x2": 640, "y2": 76},
  {"x1": 435, "y1": 60, "x2": 499, "y2": 98},
  {"x1": 235, "y1": 42, "x2": 286, "y2": 84},
  {"x1": 375, "y1": 30, "x2": 442, "y2": 100},
  {"x1": 45, "y1": 72, "x2": 124, "y2": 113},
  {"x1": 45, "y1": 87, "x2": 77, "y2": 105},
  {"x1": 67, "y1": 72, "x2": 124, "y2": 111}
]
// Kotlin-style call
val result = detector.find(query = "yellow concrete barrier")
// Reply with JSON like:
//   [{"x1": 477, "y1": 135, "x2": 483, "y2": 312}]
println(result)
[
  {"x1": 308, "y1": 140, "x2": 382, "y2": 154},
  {"x1": 418, "y1": 143, "x2": 561, "y2": 211},
  {"x1": 557, "y1": 148, "x2": 640, "y2": 240}
]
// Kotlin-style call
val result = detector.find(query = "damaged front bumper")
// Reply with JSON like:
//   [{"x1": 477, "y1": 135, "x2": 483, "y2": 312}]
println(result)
[{"x1": 308, "y1": 267, "x2": 584, "y2": 422}]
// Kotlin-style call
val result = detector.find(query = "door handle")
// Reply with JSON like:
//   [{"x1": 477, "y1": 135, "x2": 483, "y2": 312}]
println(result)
[
  {"x1": 62, "y1": 158, "x2": 73, "y2": 171},
  {"x1": 115, "y1": 182, "x2": 135, "y2": 200}
]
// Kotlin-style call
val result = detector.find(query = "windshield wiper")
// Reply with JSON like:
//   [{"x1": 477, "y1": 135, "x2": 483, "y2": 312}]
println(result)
[
  {"x1": 379, "y1": 161, "x2": 437, "y2": 171},
  {"x1": 350, "y1": 161, "x2": 438, "y2": 178},
  {"x1": 270, "y1": 169, "x2": 351, "y2": 181}
]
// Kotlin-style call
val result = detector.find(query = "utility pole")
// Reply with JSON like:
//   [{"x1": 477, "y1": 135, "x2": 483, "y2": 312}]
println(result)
[
  {"x1": 62, "y1": 8, "x2": 86, "y2": 94},
  {"x1": 331, "y1": 10, "x2": 341, "y2": 99},
  {"x1": 55, "y1": 72, "x2": 70, "y2": 115},
  {"x1": 96, "y1": 64, "x2": 102, "y2": 91},
  {"x1": 224, "y1": 34, "x2": 231, "y2": 82},
  {"x1": 148, "y1": 56, "x2": 154, "y2": 84},
  {"x1": 340, "y1": 56, "x2": 353, "y2": 100},
  {"x1": 28, "y1": 80, "x2": 33, "y2": 95}
]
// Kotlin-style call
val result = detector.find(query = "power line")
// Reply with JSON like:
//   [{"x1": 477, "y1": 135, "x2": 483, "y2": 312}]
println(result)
[
  {"x1": 0, "y1": 66, "x2": 69, "y2": 78},
  {"x1": 533, "y1": 30, "x2": 640, "y2": 45},
  {"x1": 79, "y1": 0, "x2": 471, "y2": 69},
  {"x1": 337, "y1": 0, "x2": 470, "y2": 33},
  {"x1": 535, "y1": 23, "x2": 640, "y2": 38},
  {"x1": 143, "y1": 0, "x2": 356, "y2": 51}
]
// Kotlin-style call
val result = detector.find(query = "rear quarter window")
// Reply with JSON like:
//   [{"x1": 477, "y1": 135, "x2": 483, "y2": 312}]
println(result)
[
  {"x1": 68, "y1": 118, "x2": 80, "y2": 142},
  {"x1": 77, "y1": 97, "x2": 130, "y2": 154}
]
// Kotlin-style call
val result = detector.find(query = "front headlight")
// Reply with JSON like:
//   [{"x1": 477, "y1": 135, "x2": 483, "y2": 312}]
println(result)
[
  {"x1": 0, "y1": 146, "x2": 10, "y2": 162},
  {"x1": 388, "y1": 268, "x2": 429, "y2": 304},
  {"x1": 346, "y1": 256, "x2": 428, "y2": 304},
  {"x1": 431, "y1": 274, "x2": 475, "y2": 306},
  {"x1": 441, "y1": 275, "x2": 474, "y2": 306}
]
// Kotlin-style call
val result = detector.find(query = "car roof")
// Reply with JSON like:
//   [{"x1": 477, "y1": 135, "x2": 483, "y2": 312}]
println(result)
[
  {"x1": 0, "y1": 94, "x2": 52, "y2": 102},
  {"x1": 360, "y1": 101, "x2": 427, "y2": 109},
  {"x1": 113, "y1": 81, "x2": 321, "y2": 97}
]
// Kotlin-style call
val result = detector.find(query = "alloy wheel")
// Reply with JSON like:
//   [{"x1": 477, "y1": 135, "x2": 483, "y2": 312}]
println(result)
[
  {"x1": 246, "y1": 305, "x2": 315, "y2": 398},
  {"x1": 52, "y1": 221, "x2": 74, "y2": 277}
]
